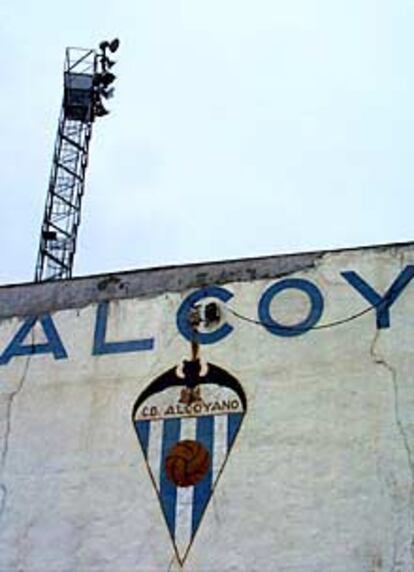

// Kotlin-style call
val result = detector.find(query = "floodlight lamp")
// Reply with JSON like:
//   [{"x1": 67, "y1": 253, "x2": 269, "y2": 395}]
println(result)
[
  {"x1": 94, "y1": 100, "x2": 109, "y2": 117},
  {"x1": 101, "y1": 71, "x2": 116, "y2": 87},
  {"x1": 99, "y1": 38, "x2": 120, "y2": 54},
  {"x1": 109, "y1": 38, "x2": 120, "y2": 53},
  {"x1": 102, "y1": 87, "x2": 115, "y2": 99},
  {"x1": 204, "y1": 302, "x2": 221, "y2": 326}
]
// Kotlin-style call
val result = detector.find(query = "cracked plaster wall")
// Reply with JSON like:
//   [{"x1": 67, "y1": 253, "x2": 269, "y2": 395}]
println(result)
[{"x1": 0, "y1": 243, "x2": 413, "y2": 571}]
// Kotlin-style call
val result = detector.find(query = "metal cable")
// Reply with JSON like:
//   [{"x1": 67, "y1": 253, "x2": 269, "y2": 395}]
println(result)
[{"x1": 226, "y1": 299, "x2": 385, "y2": 332}]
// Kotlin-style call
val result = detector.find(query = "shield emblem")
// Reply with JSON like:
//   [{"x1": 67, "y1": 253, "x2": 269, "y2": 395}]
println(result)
[{"x1": 132, "y1": 359, "x2": 247, "y2": 564}]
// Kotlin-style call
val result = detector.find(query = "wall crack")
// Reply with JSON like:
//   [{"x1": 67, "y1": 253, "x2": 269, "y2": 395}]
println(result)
[
  {"x1": 0, "y1": 350, "x2": 32, "y2": 524},
  {"x1": 370, "y1": 330, "x2": 414, "y2": 569}
]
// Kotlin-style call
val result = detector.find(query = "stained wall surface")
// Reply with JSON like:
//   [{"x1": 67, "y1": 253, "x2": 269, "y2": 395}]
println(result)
[{"x1": 0, "y1": 242, "x2": 413, "y2": 572}]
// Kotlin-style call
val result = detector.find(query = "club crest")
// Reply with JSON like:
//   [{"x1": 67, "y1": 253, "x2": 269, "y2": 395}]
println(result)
[{"x1": 132, "y1": 358, "x2": 247, "y2": 564}]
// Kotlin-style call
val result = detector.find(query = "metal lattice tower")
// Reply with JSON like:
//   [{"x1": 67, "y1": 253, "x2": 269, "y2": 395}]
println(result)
[{"x1": 35, "y1": 41, "x2": 119, "y2": 282}]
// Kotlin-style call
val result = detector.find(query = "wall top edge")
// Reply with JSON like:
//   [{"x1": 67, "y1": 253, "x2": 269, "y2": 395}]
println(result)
[{"x1": 0, "y1": 240, "x2": 412, "y2": 320}]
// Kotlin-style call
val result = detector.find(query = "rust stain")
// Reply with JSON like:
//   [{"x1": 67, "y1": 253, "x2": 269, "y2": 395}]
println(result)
[{"x1": 187, "y1": 306, "x2": 201, "y2": 362}]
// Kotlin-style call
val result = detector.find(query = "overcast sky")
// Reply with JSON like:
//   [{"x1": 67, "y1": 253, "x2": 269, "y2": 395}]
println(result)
[{"x1": 0, "y1": 0, "x2": 412, "y2": 284}]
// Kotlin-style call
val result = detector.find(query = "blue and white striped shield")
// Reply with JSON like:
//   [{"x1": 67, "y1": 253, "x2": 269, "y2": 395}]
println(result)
[{"x1": 132, "y1": 360, "x2": 246, "y2": 564}]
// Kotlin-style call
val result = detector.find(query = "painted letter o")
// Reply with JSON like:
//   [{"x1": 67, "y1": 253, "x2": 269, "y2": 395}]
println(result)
[{"x1": 258, "y1": 278, "x2": 323, "y2": 337}]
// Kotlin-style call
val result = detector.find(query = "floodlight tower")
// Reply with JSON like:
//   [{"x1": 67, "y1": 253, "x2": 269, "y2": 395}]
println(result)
[{"x1": 34, "y1": 39, "x2": 120, "y2": 282}]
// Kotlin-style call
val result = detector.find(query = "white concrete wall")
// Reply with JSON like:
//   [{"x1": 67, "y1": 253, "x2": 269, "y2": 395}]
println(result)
[{"x1": 0, "y1": 244, "x2": 413, "y2": 571}]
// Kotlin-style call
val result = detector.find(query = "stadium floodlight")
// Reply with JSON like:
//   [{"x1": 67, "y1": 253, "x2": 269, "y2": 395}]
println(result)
[
  {"x1": 93, "y1": 39, "x2": 120, "y2": 116},
  {"x1": 34, "y1": 41, "x2": 120, "y2": 281}
]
